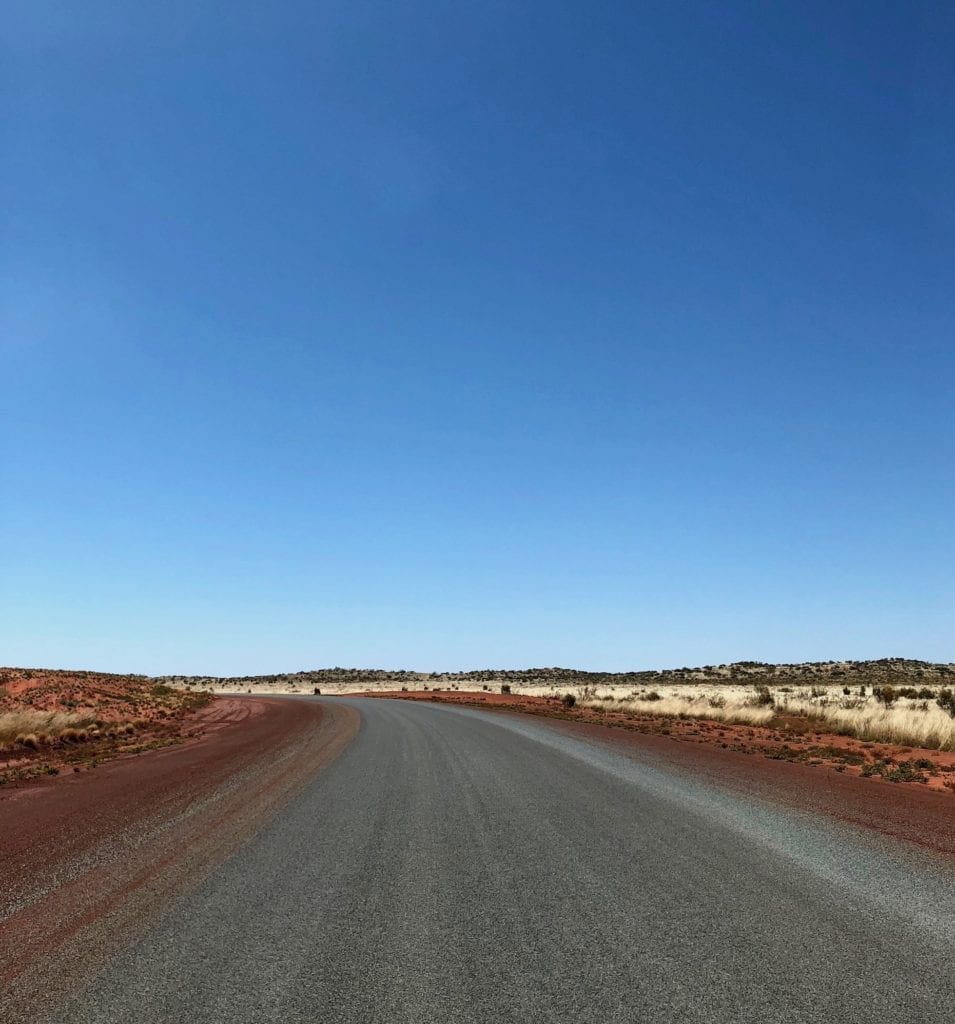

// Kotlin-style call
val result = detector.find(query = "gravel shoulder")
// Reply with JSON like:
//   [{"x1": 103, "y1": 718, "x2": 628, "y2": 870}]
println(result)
[{"x1": 534, "y1": 713, "x2": 955, "y2": 859}]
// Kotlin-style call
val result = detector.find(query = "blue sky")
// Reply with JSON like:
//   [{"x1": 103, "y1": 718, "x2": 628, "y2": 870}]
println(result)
[{"x1": 3, "y1": 2, "x2": 953, "y2": 675}]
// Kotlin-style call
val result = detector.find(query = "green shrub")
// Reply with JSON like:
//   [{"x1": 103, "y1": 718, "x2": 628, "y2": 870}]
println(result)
[
  {"x1": 861, "y1": 758, "x2": 889, "y2": 777},
  {"x1": 885, "y1": 760, "x2": 928, "y2": 784}
]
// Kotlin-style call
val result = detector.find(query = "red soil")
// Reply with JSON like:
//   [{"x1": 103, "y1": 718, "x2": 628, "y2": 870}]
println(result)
[{"x1": 0, "y1": 696, "x2": 359, "y2": 1018}]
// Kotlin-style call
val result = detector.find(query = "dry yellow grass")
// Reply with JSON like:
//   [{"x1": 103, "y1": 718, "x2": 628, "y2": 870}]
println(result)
[
  {"x1": 0, "y1": 710, "x2": 97, "y2": 749},
  {"x1": 778, "y1": 699, "x2": 955, "y2": 752},
  {"x1": 574, "y1": 685, "x2": 955, "y2": 752},
  {"x1": 581, "y1": 694, "x2": 776, "y2": 726}
]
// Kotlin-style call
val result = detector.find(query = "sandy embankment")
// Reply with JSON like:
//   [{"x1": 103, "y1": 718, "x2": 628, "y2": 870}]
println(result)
[{"x1": 0, "y1": 696, "x2": 358, "y2": 1016}]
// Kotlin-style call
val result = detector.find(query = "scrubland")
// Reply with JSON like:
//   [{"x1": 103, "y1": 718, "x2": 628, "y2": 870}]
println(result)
[
  {"x1": 570, "y1": 685, "x2": 955, "y2": 752},
  {"x1": 0, "y1": 668, "x2": 213, "y2": 783}
]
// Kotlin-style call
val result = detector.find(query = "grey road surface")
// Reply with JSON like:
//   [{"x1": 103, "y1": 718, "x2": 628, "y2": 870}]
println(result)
[{"x1": 52, "y1": 698, "x2": 955, "y2": 1023}]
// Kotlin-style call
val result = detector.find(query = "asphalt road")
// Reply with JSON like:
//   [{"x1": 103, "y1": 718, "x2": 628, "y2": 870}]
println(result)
[{"x1": 50, "y1": 698, "x2": 955, "y2": 1024}]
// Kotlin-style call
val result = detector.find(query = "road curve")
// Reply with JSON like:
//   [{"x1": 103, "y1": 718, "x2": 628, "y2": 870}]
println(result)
[{"x1": 43, "y1": 698, "x2": 955, "y2": 1023}]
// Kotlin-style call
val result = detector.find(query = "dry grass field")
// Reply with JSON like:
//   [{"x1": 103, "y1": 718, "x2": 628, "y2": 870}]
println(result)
[{"x1": 572, "y1": 685, "x2": 955, "y2": 752}]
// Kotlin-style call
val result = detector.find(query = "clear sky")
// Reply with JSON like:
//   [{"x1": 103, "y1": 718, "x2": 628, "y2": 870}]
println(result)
[{"x1": 3, "y1": 2, "x2": 953, "y2": 675}]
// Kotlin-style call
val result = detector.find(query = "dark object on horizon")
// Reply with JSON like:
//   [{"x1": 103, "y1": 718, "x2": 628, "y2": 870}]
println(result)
[{"x1": 314, "y1": 687, "x2": 321, "y2": 695}]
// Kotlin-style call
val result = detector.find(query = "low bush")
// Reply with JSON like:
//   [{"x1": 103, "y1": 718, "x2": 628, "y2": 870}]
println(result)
[
  {"x1": 885, "y1": 760, "x2": 929, "y2": 784},
  {"x1": 938, "y1": 689, "x2": 955, "y2": 717},
  {"x1": 748, "y1": 685, "x2": 774, "y2": 707}
]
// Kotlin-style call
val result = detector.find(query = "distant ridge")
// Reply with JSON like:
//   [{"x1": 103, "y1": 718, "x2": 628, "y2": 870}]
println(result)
[{"x1": 153, "y1": 658, "x2": 955, "y2": 691}]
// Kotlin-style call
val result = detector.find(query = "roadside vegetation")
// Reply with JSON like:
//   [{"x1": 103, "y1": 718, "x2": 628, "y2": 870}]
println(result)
[
  {"x1": 0, "y1": 709, "x2": 99, "y2": 748},
  {"x1": 0, "y1": 668, "x2": 214, "y2": 784},
  {"x1": 576, "y1": 684, "x2": 955, "y2": 752}
]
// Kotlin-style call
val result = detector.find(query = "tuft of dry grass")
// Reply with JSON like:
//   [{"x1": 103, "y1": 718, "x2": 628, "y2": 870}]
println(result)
[
  {"x1": 0, "y1": 710, "x2": 97, "y2": 750},
  {"x1": 59, "y1": 727, "x2": 89, "y2": 743}
]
